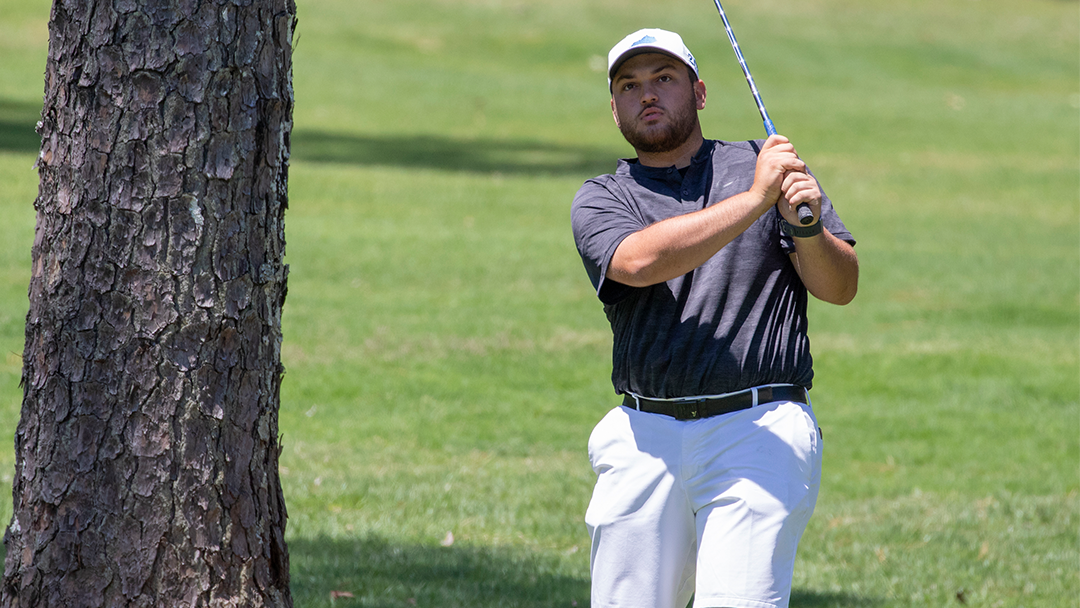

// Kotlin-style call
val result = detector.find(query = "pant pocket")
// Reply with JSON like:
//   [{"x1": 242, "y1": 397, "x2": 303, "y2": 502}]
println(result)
[{"x1": 587, "y1": 406, "x2": 629, "y2": 474}]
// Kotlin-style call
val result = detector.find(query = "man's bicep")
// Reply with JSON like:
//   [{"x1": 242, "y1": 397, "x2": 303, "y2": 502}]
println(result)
[{"x1": 607, "y1": 230, "x2": 651, "y2": 286}]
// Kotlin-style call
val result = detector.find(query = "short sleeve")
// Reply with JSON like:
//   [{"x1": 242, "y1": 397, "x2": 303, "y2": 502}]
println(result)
[{"x1": 570, "y1": 178, "x2": 646, "y2": 305}]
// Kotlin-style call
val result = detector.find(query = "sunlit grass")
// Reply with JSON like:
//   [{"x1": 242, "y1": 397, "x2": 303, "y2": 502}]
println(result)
[{"x1": 0, "y1": 0, "x2": 1076, "y2": 605}]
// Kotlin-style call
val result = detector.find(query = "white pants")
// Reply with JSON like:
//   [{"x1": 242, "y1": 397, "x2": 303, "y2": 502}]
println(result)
[{"x1": 585, "y1": 398, "x2": 822, "y2": 608}]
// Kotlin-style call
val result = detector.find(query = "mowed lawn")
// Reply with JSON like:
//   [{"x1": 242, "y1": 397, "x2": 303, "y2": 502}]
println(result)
[{"x1": 0, "y1": 0, "x2": 1077, "y2": 606}]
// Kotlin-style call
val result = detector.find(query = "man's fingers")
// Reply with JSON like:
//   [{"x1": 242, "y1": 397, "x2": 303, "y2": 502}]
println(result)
[
  {"x1": 782, "y1": 170, "x2": 809, "y2": 191},
  {"x1": 755, "y1": 137, "x2": 809, "y2": 205},
  {"x1": 764, "y1": 148, "x2": 804, "y2": 175},
  {"x1": 782, "y1": 173, "x2": 821, "y2": 206},
  {"x1": 786, "y1": 187, "x2": 819, "y2": 206},
  {"x1": 762, "y1": 133, "x2": 789, "y2": 149},
  {"x1": 780, "y1": 173, "x2": 812, "y2": 204},
  {"x1": 763, "y1": 134, "x2": 802, "y2": 160},
  {"x1": 762, "y1": 136, "x2": 801, "y2": 165}
]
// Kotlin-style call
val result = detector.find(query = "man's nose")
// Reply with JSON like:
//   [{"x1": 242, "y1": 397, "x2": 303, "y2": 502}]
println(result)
[{"x1": 640, "y1": 84, "x2": 658, "y2": 104}]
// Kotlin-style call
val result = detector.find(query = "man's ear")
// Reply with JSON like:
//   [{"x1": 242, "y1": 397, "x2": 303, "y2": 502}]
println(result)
[
  {"x1": 611, "y1": 97, "x2": 622, "y2": 128},
  {"x1": 695, "y1": 79, "x2": 707, "y2": 110}
]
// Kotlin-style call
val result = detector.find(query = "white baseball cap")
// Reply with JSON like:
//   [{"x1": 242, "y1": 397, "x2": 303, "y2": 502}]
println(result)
[{"x1": 607, "y1": 28, "x2": 699, "y2": 85}]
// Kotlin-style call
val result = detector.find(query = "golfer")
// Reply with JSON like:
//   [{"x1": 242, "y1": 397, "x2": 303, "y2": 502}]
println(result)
[{"x1": 571, "y1": 29, "x2": 859, "y2": 608}]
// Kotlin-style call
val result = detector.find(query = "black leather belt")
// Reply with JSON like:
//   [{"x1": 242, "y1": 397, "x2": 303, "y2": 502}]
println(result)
[{"x1": 622, "y1": 384, "x2": 808, "y2": 421}]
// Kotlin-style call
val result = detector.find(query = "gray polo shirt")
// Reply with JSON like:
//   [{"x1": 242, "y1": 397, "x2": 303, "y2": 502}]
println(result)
[{"x1": 571, "y1": 139, "x2": 855, "y2": 398}]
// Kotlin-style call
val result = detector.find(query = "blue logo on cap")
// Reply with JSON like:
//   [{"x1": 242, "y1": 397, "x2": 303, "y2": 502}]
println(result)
[{"x1": 631, "y1": 35, "x2": 657, "y2": 47}]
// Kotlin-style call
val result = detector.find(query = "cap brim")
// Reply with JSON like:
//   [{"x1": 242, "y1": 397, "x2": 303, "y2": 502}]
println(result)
[{"x1": 608, "y1": 48, "x2": 696, "y2": 85}]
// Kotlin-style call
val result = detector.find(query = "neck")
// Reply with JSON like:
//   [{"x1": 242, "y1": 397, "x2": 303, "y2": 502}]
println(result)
[{"x1": 636, "y1": 130, "x2": 705, "y2": 169}]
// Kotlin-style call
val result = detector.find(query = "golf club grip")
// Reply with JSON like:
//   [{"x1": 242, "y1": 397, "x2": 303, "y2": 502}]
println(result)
[
  {"x1": 766, "y1": 127, "x2": 814, "y2": 225},
  {"x1": 767, "y1": 126, "x2": 814, "y2": 224},
  {"x1": 797, "y1": 204, "x2": 814, "y2": 225}
]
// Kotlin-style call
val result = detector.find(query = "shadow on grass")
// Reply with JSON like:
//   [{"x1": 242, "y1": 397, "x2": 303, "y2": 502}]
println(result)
[
  {"x1": 287, "y1": 535, "x2": 881, "y2": 608},
  {"x1": 790, "y1": 588, "x2": 885, "y2": 607},
  {"x1": 287, "y1": 534, "x2": 589, "y2": 607},
  {"x1": 0, "y1": 535, "x2": 881, "y2": 607},
  {"x1": 0, "y1": 99, "x2": 623, "y2": 176},
  {"x1": 0, "y1": 99, "x2": 41, "y2": 155},
  {"x1": 291, "y1": 130, "x2": 621, "y2": 177}
]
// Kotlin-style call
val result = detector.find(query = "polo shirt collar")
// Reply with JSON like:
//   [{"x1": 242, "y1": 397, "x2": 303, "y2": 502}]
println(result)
[{"x1": 615, "y1": 140, "x2": 716, "y2": 181}]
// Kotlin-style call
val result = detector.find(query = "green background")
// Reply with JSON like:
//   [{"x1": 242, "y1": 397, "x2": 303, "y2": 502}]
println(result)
[{"x1": 0, "y1": 0, "x2": 1077, "y2": 605}]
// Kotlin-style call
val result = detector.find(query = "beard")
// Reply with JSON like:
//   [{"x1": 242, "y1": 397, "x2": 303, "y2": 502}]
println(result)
[{"x1": 618, "y1": 95, "x2": 700, "y2": 154}]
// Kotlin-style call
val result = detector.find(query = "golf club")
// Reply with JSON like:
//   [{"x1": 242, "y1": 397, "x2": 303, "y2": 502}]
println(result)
[{"x1": 710, "y1": 0, "x2": 815, "y2": 225}]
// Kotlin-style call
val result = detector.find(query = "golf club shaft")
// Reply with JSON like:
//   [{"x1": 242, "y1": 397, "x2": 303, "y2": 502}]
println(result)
[{"x1": 710, "y1": 0, "x2": 814, "y2": 225}]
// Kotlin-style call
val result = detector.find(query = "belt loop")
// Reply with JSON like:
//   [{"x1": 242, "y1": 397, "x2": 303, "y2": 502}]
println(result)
[
  {"x1": 751, "y1": 387, "x2": 758, "y2": 408},
  {"x1": 633, "y1": 394, "x2": 642, "y2": 411}
]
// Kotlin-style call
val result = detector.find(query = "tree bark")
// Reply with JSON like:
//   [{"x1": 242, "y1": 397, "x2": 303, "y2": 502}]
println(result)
[{"x1": 3, "y1": 0, "x2": 295, "y2": 605}]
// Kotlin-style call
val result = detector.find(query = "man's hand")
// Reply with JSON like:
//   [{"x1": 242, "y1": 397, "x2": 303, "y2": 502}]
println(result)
[
  {"x1": 777, "y1": 171, "x2": 822, "y2": 226},
  {"x1": 750, "y1": 134, "x2": 806, "y2": 207}
]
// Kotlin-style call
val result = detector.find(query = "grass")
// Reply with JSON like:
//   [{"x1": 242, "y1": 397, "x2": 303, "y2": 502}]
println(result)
[{"x1": 0, "y1": 0, "x2": 1077, "y2": 606}]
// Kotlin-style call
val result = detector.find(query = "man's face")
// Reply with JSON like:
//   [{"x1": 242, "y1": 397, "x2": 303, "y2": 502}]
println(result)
[{"x1": 610, "y1": 53, "x2": 706, "y2": 154}]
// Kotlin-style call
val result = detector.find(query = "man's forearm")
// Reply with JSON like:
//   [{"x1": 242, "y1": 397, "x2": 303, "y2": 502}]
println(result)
[
  {"x1": 608, "y1": 190, "x2": 771, "y2": 287},
  {"x1": 788, "y1": 230, "x2": 859, "y2": 305}
]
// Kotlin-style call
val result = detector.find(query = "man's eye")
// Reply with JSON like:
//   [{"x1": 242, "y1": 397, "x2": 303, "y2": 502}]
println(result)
[{"x1": 658, "y1": 75, "x2": 672, "y2": 83}]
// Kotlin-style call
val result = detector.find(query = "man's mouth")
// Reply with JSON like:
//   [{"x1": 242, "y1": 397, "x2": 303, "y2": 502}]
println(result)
[{"x1": 640, "y1": 106, "x2": 664, "y2": 121}]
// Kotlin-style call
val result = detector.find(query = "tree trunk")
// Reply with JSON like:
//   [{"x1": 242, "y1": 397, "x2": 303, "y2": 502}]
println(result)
[{"x1": 3, "y1": 0, "x2": 295, "y2": 605}]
